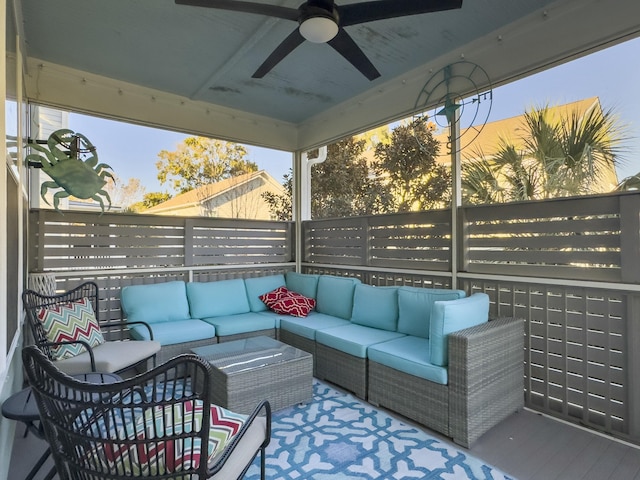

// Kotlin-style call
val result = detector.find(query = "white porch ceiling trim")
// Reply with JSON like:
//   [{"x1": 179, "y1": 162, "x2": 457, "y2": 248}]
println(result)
[{"x1": 22, "y1": 57, "x2": 299, "y2": 151}]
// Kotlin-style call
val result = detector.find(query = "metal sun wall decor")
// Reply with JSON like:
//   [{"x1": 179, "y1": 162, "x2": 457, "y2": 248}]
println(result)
[
  {"x1": 414, "y1": 60, "x2": 493, "y2": 154},
  {"x1": 27, "y1": 129, "x2": 114, "y2": 213}
]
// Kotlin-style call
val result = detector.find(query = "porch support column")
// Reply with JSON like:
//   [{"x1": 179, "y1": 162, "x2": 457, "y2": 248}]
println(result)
[
  {"x1": 295, "y1": 147, "x2": 327, "y2": 272},
  {"x1": 450, "y1": 110, "x2": 461, "y2": 290},
  {"x1": 293, "y1": 150, "x2": 303, "y2": 272},
  {"x1": 620, "y1": 193, "x2": 640, "y2": 438},
  {"x1": 0, "y1": 0, "x2": 7, "y2": 371}
]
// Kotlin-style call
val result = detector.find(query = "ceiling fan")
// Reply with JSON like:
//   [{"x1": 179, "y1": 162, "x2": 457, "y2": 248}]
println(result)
[{"x1": 175, "y1": 0, "x2": 463, "y2": 80}]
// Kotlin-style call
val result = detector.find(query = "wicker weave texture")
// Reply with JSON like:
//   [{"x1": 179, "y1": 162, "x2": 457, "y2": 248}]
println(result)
[
  {"x1": 217, "y1": 329, "x2": 276, "y2": 343},
  {"x1": 449, "y1": 317, "x2": 524, "y2": 447},
  {"x1": 368, "y1": 361, "x2": 449, "y2": 435},
  {"x1": 278, "y1": 330, "x2": 317, "y2": 374},
  {"x1": 209, "y1": 356, "x2": 312, "y2": 415},
  {"x1": 316, "y1": 344, "x2": 367, "y2": 399},
  {"x1": 156, "y1": 337, "x2": 218, "y2": 366},
  {"x1": 197, "y1": 338, "x2": 313, "y2": 415},
  {"x1": 366, "y1": 317, "x2": 524, "y2": 447}
]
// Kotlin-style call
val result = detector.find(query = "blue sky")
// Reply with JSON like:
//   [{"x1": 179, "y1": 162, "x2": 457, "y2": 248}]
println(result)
[{"x1": 69, "y1": 36, "x2": 640, "y2": 196}]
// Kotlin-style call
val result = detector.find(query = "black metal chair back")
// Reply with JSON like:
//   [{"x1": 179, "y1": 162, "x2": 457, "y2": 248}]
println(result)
[
  {"x1": 22, "y1": 346, "x2": 270, "y2": 479},
  {"x1": 22, "y1": 281, "x2": 160, "y2": 374},
  {"x1": 22, "y1": 281, "x2": 99, "y2": 362}
]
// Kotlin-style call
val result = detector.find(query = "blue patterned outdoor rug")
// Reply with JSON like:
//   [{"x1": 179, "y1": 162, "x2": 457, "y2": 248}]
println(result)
[{"x1": 245, "y1": 380, "x2": 514, "y2": 480}]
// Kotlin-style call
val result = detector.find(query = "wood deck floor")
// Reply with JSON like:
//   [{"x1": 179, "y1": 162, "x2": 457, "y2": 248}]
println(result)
[{"x1": 8, "y1": 405, "x2": 640, "y2": 479}]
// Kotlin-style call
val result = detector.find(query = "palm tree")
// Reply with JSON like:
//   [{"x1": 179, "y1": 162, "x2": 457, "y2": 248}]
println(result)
[{"x1": 462, "y1": 101, "x2": 626, "y2": 204}]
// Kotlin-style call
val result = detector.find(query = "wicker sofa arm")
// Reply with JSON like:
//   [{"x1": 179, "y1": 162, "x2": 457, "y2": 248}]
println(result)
[{"x1": 448, "y1": 316, "x2": 524, "y2": 448}]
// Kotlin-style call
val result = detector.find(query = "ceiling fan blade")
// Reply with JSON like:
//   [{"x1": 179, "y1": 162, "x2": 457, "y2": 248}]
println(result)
[
  {"x1": 175, "y1": 0, "x2": 299, "y2": 21},
  {"x1": 339, "y1": 0, "x2": 463, "y2": 26},
  {"x1": 252, "y1": 29, "x2": 306, "y2": 78},
  {"x1": 327, "y1": 29, "x2": 380, "y2": 80}
]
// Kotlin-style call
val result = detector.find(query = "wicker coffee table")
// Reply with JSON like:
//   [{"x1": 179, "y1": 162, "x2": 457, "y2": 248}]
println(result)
[{"x1": 192, "y1": 336, "x2": 313, "y2": 415}]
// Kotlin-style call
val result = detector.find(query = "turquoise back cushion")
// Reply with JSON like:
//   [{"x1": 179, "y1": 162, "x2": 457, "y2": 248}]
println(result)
[
  {"x1": 186, "y1": 279, "x2": 250, "y2": 318},
  {"x1": 351, "y1": 284, "x2": 398, "y2": 331},
  {"x1": 397, "y1": 287, "x2": 466, "y2": 338},
  {"x1": 244, "y1": 275, "x2": 286, "y2": 312},
  {"x1": 315, "y1": 275, "x2": 361, "y2": 320},
  {"x1": 429, "y1": 293, "x2": 490, "y2": 367},
  {"x1": 285, "y1": 272, "x2": 320, "y2": 299},
  {"x1": 121, "y1": 281, "x2": 190, "y2": 324}
]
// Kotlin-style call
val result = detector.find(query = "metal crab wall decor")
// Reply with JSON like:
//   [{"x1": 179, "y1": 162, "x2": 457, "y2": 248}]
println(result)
[{"x1": 26, "y1": 129, "x2": 115, "y2": 213}]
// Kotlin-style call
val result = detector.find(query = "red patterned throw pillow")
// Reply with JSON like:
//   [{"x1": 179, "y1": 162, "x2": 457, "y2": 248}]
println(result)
[
  {"x1": 270, "y1": 292, "x2": 316, "y2": 318},
  {"x1": 259, "y1": 286, "x2": 290, "y2": 308}
]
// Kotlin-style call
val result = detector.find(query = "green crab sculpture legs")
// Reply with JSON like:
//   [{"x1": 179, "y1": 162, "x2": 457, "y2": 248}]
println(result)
[{"x1": 26, "y1": 129, "x2": 114, "y2": 213}]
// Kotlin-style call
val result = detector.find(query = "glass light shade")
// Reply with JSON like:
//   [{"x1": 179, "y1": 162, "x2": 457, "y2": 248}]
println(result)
[{"x1": 299, "y1": 16, "x2": 339, "y2": 43}]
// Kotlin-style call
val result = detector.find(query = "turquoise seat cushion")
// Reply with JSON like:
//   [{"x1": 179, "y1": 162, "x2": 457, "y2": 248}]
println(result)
[
  {"x1": 430, "y1": 293, "x2": 490, "y2": 367},
  {"x1": 316, "y1": 324, "x2": 405, "y2": 358},
  {"x1": 368, "y1": 336, "x2": 448, "y2": 385},
  {"x1": 285, "y1": 272, "x2": 320, "y2": 299},
  {"x1": 121, "y1": 281, "x2": 190, "y2": 325},
  {"x1": 186, "y1": 279, "x2": 250, "y2": 318},
  {"x1": 201, "y1": 312, "x2": 276, "y2": 337},
  {"x1": 244, "y1": 275, "x2": 286, "y2": 312},
  {"x1": 397, "y1": 287, "x2": 466, "y2": 338},
  {"x1": 315, "y1": 275, "x2": 361, "y2": 320},
  {"x1": 280, "y1": 312, "x2": 351, "y2": 340},
  {"x1": 255, "y1": 310, "x2": 288, "y2": 329},
  {"x1": 351, "y1": 284, "x2": 398, "y2": 331},
  {"x1": 130, "y1": 319, "x2": 215, "y2": 346}
]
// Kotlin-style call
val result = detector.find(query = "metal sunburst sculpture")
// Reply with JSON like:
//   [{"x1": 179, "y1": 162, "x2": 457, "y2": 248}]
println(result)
[{"x1": 27, "y1": 129, "x2": 114, "y2": 213}]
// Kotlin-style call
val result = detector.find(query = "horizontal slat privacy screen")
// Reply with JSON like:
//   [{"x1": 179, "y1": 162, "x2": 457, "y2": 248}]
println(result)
[
  {"x1": 463, "y1": 195, "x2": 626, "y2": 282},
  {"x1": 303, "y1": 209, "x2": 452, "y2": 271},
  {"x1": 29, "y1": 210, "x2": 293, "y2": 272}
]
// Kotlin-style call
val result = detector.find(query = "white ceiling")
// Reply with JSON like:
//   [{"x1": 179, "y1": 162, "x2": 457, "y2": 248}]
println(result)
[{"x1": 10, "y1": 0, "x2": 640, "y2": 151}]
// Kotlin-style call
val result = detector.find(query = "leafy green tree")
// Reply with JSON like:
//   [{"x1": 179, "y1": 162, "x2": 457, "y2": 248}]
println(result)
[
  {"x1": 312, "y1": 137, "x2": 392, "y2": 218},
  {"x1": 156, "y1": 136, "x2": 257, "y2": 194},
  {"x1": 374, "y1": 118, "x2": 450, "y2": 211},
  {"x1": 463, "y1": 103, "x2": 626, "y2": 204},
  {"x1": 141, "y1": 192, "x2": 172, "y2": 209},
  {"x1": 262, "y1": 137, "x2": 393, "y2": 220},
  {"x1": 264, "y1": 121, "x2": 454, "y2": 219},
  {"x1": 262, "y1": 172, "x2": 292, "y2": 221}
]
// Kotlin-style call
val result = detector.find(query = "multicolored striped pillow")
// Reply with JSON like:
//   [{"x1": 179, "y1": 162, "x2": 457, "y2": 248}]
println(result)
[
  {"x1": 37, "y1": 297, "x2": 105, "y2": 360},
  {"x1": 84, "y1": 400, "x2": 247, "y2": 476}
]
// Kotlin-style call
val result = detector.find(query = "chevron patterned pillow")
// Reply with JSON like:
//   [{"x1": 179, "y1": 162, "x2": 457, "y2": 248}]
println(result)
[
  {"x1": 86, "y1": 400, "x2": 247, "y2": 476},
  {"x1": 37, "y1": 297, "x2": 105, "y2": 360}
]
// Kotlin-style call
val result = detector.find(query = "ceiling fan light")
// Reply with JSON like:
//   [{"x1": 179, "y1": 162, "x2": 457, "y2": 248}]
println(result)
[{"x1": 299, "y1": 16, "x2": 338, "y2": 43}]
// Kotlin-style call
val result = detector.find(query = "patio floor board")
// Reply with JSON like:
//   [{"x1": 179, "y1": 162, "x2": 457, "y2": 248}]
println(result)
[{"x1": 8, "y1": 403, "x2": 640, "y2": 479}]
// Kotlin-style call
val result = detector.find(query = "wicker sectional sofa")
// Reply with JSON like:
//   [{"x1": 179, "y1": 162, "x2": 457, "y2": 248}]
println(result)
[
  {"x1": 277, "y1": 273, "x2": 524, "y2": 448},
  {"x1": 119, "y1": 272, "x2": 523, "y2": 447},
  {"x1": 120, "y1": 275, "x2": 289, "y2": 364}
]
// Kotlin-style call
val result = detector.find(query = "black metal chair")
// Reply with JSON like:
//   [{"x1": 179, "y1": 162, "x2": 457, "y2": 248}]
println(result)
[
  {"x1": 22, "y1": 345, "x2": 271, "y2": 480},
  {"x1": 22, "y1": 281, "x2": 161, "y2": 375}
]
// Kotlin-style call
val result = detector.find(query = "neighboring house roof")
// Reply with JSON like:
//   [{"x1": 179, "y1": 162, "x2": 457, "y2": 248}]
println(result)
[{"x1": 145, "y1": 170, "x2": 284, "y2": 217}]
